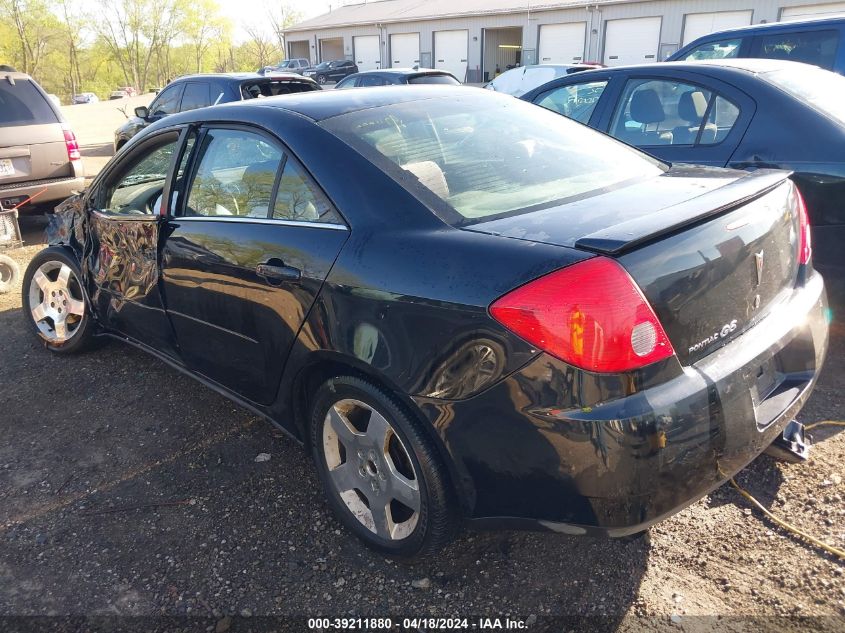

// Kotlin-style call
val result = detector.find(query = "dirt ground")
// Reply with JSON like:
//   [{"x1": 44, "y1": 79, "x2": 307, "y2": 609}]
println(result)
[{"x1": 0, "y1": 104, "x2": 843, "y2": 632}]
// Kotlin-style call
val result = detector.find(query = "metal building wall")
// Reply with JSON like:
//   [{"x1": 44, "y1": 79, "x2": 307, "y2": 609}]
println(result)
[{"x1": 285, "y1": 0, "x2": 845, "y2": 77}]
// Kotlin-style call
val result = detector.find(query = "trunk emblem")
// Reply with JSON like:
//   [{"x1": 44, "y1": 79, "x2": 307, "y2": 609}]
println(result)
[{"x1": 754, "y1": 251, "x2": 764, "y2": 287}]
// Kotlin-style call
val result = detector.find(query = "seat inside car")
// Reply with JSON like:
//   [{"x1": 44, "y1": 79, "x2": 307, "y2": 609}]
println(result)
[
  {"x1": 674, "y1": 90, "x2": 717, "y2": 145},
  {"x1": 624, "y1": 89, "x2": 673, "y2": 145}
]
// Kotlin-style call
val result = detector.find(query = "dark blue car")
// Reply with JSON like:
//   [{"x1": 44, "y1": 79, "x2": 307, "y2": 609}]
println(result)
[
  {"x1": 521, "y1": 58, "x2": 845, "y2": 305},
  {"x1": 669, "y1": 16, "x2": 845, "y2": 76}
]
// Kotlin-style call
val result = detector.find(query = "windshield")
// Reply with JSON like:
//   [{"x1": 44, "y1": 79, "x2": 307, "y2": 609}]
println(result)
[
  {"x1": 316, "y1": 62, "x2": 331, "y2": 69},
  {"x1": 277, "y1": 60, "x2": 292, "y2": 68},
  {"x1": 765, "y1": 65, "x2": 845, "y2": 127},
  {"x1": 322, "y1": 92, "x2": 665, "y2": 225}
]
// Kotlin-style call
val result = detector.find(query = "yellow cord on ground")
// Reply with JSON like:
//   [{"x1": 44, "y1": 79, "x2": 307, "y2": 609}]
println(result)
[{"x1": 729, "y1": 420, "x2": 845, "y2": 560}]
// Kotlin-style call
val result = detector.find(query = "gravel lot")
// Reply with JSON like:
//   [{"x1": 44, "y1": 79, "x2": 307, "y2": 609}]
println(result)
[{"x1": 0, "y1": 98, "x2": 843, "y2": 631}]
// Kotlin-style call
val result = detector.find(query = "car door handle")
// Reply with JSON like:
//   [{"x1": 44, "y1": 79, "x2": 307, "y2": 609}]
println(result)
[{"x1": 256, "y1": 262, "x2": 301, "y2": 283}]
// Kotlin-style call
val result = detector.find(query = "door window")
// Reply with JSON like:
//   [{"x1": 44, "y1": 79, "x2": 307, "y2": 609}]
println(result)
[
  {"x1": 679, "y1": 38, "x2": 743, "y2": 61},
  {"x1": 273, "y1": 157, "x2": 342, "y2": 224},
  {"x1": 534, "y1": 80, "x2": 608, "y2": 124},
  {"x1": 359, "y1": 75, "x2": 389, "y2": 87},
  {"x1": 185, "y1": 129, "x2": 283, "y2": 218},
  {"x1": 757, "y1": 29, "x2": 839, "y2": 70},
  {"x1": 610, "y1": 79, "x2": 739, "y2": 146},
  {"x1": 150, "y1": 84, "x2": 184, "y2": 116},
  {"x1": 101, "y1": 135, "x2": 179, "y2": 215},
  {"x1": 180, "y1": 82, "x2": 211, "y2": 112}
]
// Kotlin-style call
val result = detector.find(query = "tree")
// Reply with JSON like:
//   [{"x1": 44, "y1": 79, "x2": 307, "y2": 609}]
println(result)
[
  {"x1": 265, "y1": 1, "x2": 302, "y2": 58},
  {"x1": 0, "y1": 0, "x2": 59, "y2": 77},
  {"x1": 182, "y1": 0, "x2": 229, "y2": 73}
]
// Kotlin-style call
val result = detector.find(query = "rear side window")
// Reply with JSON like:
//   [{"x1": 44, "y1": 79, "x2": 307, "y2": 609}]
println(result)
[
  {"x1": 610, "y1": 78, "x2": 740, "y2": 146},
  {"x1": 679, "y1": 37, "x2": 743, "y2": 61},
  {"x1": 408, "y1": 75, "x2": 460, "y2": 85},
  {"x1": 180, "y1": 82, "x2": 211, "y2": 112},
  {"x1": 242, "y1": 80, "x2": 318, "y2": 98},
  {"x1": 273, "y1": 157, "x2": 342, "y2": 224},
  {"x1": 535, "y1": 80, "x2": 608, "y2": 124},
  {"x1": 757, "y1": 29, "x2": 839, "y2": 69},
  {"x1": 360, "y1": 75, "x2": 389, "y2": 87},
  {"x1": 0, "y1": 78, "x2": 57, "y2": 125}
]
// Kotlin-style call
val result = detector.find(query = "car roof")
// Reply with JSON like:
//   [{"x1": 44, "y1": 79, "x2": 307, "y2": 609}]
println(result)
[
  {"x1": 172, "y1": 72, "x2": 310, "y2": 83},
  {"x1": 690, "y1": 14, "x2": 845, "y2": 39},
  {"x1": 351, "y1": 68, "x2": 453, "y2": 76},
  {"x1": 2, "y1": 70, "x2": 36, "y2": 81},
  {"x1": 558, "y1": 58, "x2": 801, "y2": 77}
]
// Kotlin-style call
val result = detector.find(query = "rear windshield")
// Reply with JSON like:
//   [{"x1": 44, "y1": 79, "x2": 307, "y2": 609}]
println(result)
[
  {"x1": 764, "y1": 65, "x2": 845, "y2": 126},
  {"x1": 0, "y1": 77, "x2": 58, "y2": 126},
  {"x1": 321, "y1": 93, "x2": 665, "y2": 225},
  {"x1": 408, "y1": 74, "x2": 460, "y2": 85},
  {"x1": 241, "y1": 80, "x2": 318, "y2": 98}
]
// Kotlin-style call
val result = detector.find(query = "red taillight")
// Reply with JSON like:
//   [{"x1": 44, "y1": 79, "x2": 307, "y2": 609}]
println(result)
[
  {"x1": 62, "y1": 125, "x2": 81, "y2": 161},
  {"x1": 490, "y1": 257, "x2": 675, "y2": 373},
  {"x1": 795, "y1": 186, "x2": 812, "y2": 265}
]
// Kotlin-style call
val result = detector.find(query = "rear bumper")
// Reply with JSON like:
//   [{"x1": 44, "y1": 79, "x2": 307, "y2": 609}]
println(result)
[
  {"x1": 414, "y1": 273, "x2": 829, "y2": 535},
  {"x1": 0, "y1": 173, "x2": 85, "y2": 212}
]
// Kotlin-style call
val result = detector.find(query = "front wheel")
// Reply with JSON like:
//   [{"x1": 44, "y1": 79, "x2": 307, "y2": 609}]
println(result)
[
  {"x1": 316, "y1": 74, "x2": 327, "y2": 85},
  {"x1": 310, "y1": 376, "x2": 458, "y2": 559},
  {"x1": 22, "y1": 247, "x2": 95, "y2": 353},
  {"x1": 0, "y1": 253, "x2": 20, "y2": 294}
]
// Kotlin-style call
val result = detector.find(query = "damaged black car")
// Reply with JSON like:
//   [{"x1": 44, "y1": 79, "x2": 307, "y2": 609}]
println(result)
[{"x1": 23, "y1": 87, "x2": 829, "y2": 558}]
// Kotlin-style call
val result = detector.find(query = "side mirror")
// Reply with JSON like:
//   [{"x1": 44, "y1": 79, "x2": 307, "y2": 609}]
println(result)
[{"x1": 134, "y1": 106, "x2": 149, "y2": 119}]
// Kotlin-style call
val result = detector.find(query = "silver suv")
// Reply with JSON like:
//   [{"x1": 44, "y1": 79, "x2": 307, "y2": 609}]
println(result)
[{"x1": 0, "y1": 70, "x2": 85, "y2": 213}]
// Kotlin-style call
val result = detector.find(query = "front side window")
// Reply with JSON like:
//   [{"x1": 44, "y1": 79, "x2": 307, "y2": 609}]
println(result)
[
  {"x1": 321, "y1": 93, "x2": 664, "y2": 225},
  {"x1": 150, "y1": 84, "x2": 184, "y2": 116},
  {"x1": 610, "y1": 78, "x2": 739, "y2": 146},
  {"x1": 680, "y1": 38, "x2": 743, "y2": 61},
  {"x1": 757, "y1": 29, "x2": 839, "y2": 69},
  {"x1": 535, "y1": 80, "x2": 608, "y2": 124},
  {"x1": 185, "y1": 129, "x2": 283, "y2": 218},
  {"x1": 102, "y1": 136, "x2": 178, "y2": 215}
]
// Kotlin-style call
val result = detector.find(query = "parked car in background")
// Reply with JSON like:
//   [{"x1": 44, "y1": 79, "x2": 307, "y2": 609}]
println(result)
[
  {"x1": 72, "y1": 92, "x2": 98, "y2": 104},
  {"x1": 521, "y1": 58, "x2": 845, "y2": 304},
  {"x1": 669, "y1": 16, "x2": 845, "y2": 75},
  {"x1": 30, "y1": 86, "x2": 827, "y2": 558},
  {"x1": 109, "y1": 89, "x2": 130, "y2": 100},
  {"x1": 304, "y1": 60, "x2": 358, "y2": 85},
  {"x1": 0, "y1": 70, "x2": 84, "y2": 213},
  {"x1": 113, "y1": 72, "x2": 320, "y2": 151},
  {"x1": 335, "y1": 68, "x2": 460, "y2": 89},
  {"x1": 260, "y1": 59, "x2": 311, "y2": 75},
  {"x1": 485, "y1": 64, "x2": 603, "y2": 97}
]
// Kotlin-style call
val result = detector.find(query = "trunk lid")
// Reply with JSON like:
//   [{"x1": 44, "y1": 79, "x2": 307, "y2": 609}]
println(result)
[
  {"x1": 467, "y1": 167, "x2": 801, "y2": 366},
  {"x1": 0, "y1": 75, "x2": 70, "y2": 185}
]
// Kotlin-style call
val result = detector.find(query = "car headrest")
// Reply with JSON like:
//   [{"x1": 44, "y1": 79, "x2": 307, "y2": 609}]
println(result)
[
  {"x1": 678, "y1": 91, "x2": 709, "y2": 124},
  {"x1": 630, "y1": 89, "x2": 665, "y2": 124}
]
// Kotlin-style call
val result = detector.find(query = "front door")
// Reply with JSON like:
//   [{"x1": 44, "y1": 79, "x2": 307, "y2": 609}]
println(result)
[
  {"x1": 161, "y1": 125, "x2": 348, "y2": 405},
  {"x1": 84, "y1": 128, "x2": 186, "y2": 359}
]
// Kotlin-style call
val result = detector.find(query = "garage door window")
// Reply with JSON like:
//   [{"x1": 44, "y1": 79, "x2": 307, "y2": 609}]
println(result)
[
  {"x1": 680, "y1": 38, "x2": 743, "y2": 61},
  {"x1": 611, "y1": 79, "x2": 739, "y2": 146},
  {"x1": 757, "y1": 30, "x2": 839, "y2": 69},
  {"x1": 535, "y1": 80, "x2": 608, "y2": 124}
]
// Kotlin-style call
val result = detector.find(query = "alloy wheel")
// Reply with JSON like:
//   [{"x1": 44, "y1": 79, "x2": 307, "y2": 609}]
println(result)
[
  {"x1": 27, "y1": 261, "x2": 85, "y2": 343},
  {"x1": 322, "y1": 399, "x2": 421, "y2": 541}
]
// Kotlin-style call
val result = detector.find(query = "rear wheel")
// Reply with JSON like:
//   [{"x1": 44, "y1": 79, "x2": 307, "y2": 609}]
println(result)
[
  {"x1": 22, "y1": 247, "x2": 94, "y2": 353},
  {"x1": 310, "y1": 376, "x2": 458, "y2": 559},
  {"x1": 0, "y1": 253, "x2": 20, "y2": 294}
]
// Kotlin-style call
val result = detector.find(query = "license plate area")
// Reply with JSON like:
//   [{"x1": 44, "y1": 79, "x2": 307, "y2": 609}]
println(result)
[{"x1": 0, "y1": 159, "x2": 15, "y2": 177}]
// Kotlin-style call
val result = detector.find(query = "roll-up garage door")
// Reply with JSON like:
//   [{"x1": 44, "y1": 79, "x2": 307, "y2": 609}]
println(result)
[
  {"x1": 683, "y1": 11, "x2": 753, "y2": 45},
  {"x1": 603, "y1": 17, "x2": 662, "y2": 66},
  {"x1": 781, "y1": 2, "x2": 845, "y2": 20},
  {"x1": 391, "y1": 33, "x2": 420, "y2": 68},
  {"x1": 434, "y1": 30, "x2": 468, "y2": 81},
  {"x1": 538, "y1": 23, "x2": 587, "y2": 63},
  {"x1": 354, "y1": 35, "x2": 381, "y2": 71}
]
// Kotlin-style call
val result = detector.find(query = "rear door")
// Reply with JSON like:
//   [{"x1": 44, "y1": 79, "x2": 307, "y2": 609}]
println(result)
[
  {"x1": 597, "y1": 71, "x2": 755, "y2": 166},
  {"x1": 161, "y1": 125, "x2": 349, "y2": 405},
  {"x1": 0, "y1": 76, "x2": 71, "y2": 199}
]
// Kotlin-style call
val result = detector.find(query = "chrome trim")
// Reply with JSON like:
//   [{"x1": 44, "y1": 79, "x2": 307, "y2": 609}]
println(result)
[{"x1": 174, "y1": 216, "x2": 348, "y2": 231}]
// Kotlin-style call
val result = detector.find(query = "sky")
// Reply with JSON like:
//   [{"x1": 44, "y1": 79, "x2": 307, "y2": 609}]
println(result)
[{"x1": 219, "y1": 0, "x2": 334, "y2": 41}]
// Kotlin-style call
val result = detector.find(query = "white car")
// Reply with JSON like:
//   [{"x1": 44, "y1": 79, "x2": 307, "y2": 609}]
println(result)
[
  {"x1": 72, "y1": 92, "x2": 99, "y2": 104},
  {"x1": 485, "y1": 64, "x2": 602, "y2": 97}
]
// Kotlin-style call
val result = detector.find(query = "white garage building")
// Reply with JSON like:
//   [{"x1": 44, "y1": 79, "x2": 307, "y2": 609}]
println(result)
[{"x1": 283, "y1": 0, "x2": 845, "y2": 82}]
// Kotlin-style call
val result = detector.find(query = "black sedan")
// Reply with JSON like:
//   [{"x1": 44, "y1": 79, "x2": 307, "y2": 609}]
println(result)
[
  {"x1": 520, "y1": 59, "x2": 845, "y2": 304},
  {"x1": 335, "y1": 68, "x2": 460, "y2": 89},
  {"x1": 27, "y1": 87, "x2": 828, "y2": 558}
]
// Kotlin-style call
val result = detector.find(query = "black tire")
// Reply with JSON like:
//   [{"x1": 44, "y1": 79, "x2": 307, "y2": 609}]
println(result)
[
  {"x1": 0, "y1": 253, "x2": 20, "y2": 294},
  {"x1": 21, "y1": 246, "x2": 96, "y2": 353},
  {"x1": 316, "y1": 74, "x2": 327, "y2": 85},
  {"x1": 310, "y1": 375, "x2": 458, "y2": 559}
]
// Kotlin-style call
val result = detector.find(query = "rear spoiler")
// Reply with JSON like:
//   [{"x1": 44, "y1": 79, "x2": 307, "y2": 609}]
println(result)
[{"x1": 575, "y1": 169, "x2": 791, "y2": 256}]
